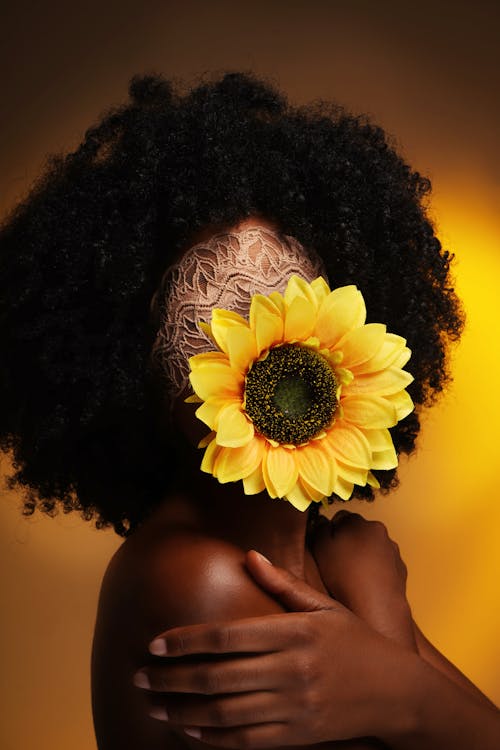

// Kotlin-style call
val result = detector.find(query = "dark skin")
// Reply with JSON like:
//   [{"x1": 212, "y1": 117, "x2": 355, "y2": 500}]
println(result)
[
  {"x1": 93, "y1": 458, "x2": 380, "y2": 750},
  {"x1": 92, "y1": 466, "x2": 499, "y2": 750},
  {"x1": 92, "y1": 216, "x2": 498, "y2": 748},
  {"x1": 129, "y1": 510, "x2": 500, "y2": 750}
]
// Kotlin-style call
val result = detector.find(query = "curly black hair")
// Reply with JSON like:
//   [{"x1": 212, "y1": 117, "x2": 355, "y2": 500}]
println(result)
[{"x1": 0, "y1": 71, "x2": 464, "y2": 536}]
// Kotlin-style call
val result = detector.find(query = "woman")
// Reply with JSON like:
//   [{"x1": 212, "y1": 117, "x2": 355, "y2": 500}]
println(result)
[{"x1": 0, "y1": 72, "x2": 497, "y2": 748}]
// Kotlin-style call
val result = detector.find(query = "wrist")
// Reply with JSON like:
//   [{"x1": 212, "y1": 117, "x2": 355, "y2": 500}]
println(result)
[{"x1": 348, "y1": 595, "x2": 417, "y2": 652}]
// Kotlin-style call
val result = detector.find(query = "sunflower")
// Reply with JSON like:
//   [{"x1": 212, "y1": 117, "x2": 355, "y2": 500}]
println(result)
[{"x1": 186, "y1": 276, "x2": 414, "y2": 511}]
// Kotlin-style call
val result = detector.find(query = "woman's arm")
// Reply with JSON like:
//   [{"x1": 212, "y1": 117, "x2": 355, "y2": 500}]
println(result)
[
  {"x1": 311, "y1": 511, "x2": 417, "y2": 651},
  {"x1": 133, "y1": 533, "x2": 385, "y2": 750},
  {"x1": 312, "y1": 511, "x2": 497, "y2": 708},
  {"x1": 139, "y1": 552, "x2": 499, "y2": 749},
  {"x1": 412, "y1": 620, "x2": 498, "y2": 708}
]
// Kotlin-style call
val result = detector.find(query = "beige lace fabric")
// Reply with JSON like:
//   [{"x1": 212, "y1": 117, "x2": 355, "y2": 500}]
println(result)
[{"x1": 150, "y1": 226, "x2": 327, "y2": 398}]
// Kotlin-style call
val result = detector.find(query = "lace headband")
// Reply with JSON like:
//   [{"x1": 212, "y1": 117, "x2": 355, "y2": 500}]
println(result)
[{"x1": 150, "y1": 225, "x2": 327, "y2": 399}]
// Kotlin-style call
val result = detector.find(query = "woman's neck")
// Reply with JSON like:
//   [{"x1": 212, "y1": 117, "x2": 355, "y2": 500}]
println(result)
[
  {"x1": 198, "y1": 472, "x2": 311, "y2": 578},
  {"x1": 166, "y1": 445, "x2": 312, "y2": 578}
]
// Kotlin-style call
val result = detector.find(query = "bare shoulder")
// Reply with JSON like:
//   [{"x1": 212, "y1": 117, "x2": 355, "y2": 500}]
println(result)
[
  {"x1": 102, "y1": 524, "x2": 285, "y2": 635},
  {"x1": 92, "y1": 523, "x2": 284, "y2": 750},
  {"x1": 147, "y1": 529, "x2": 286, "y2": 626}
]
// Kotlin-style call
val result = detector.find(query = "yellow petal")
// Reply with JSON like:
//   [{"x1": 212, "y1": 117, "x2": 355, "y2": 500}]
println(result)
[
  {"x1": 300, "y1": 476, "x2": 328, "y2": 503},
  {"x1": 336, "y1": 323, "x2": 387, "y2": 369},
  {"x1": 341, "y1": 394, "x2": 398, "y2": 429},
  {"x1": 296, "y1": 442, "x2": 335, "y2": 496},
  {"x1": 216, "y1": 402, "x2": 254, "y2": 447},
  {"x1": 262, "y1": 446, "x2": 298, "y2": 498},
  {"x1": 284, "y1": 295, "x2": 316, "y2": 340},
  {"x1": 393, "y1": 347, "x2": 412, "y2": 369},
  {"x1": 200, "y1": 437, "x2": 221, "y2": 474},
  {"x1": 384, "y1": 390, "x2": 414, "y2": 421},
  {"x1": 243, "y1": 464, "x2": 266, "y2": 495},
  {"x1": 269, "y1": 291, "x2": 286, "y2": 315},
  {"x1": 324, "y1": 424, "x2": 371, "y2": 468},
  {"x1": 189, "y1": 363, "x2": 242, "y2": 401},
  {"x1": 185, "y1": 393, "x2": 203, "y2": 403},
  {"x1": 195, "y1": 397, "x2": 233, "y2": 430},
  {"x1": 344, "y1": 367, "x2": 414, "y2": 397},
  {"x1": 285, "y1": 481, "x2": 314, "y2": 511},
  {"x1": 370, "y1": 446, "x2": 398, "y2": 470},
  {"x1": 225, "y1": 325, "x2": 257, "y2": 373},
  {"x1": 198, "y1": 430, "x2": 216, "y2": 449},
  {"x1": 284, "y1": 275, "x2": 319, "y2": 309},
  {"x1": 249, "y1": 294, "x2": 284, "y2": 354},
  {"x1": 333, "y1": 475, "x2": 354, "y2": 500},
  {"x1": 189, "y1": 351, "x2": 229, "y2": 369},
  {"x1": 350, "y1": 334, "x2": 407, "y2": 375},
  {"x1": 367, "y1": 471, "x2": 380, "y2": 488},
  {"x1": 210, "y1": 309, "x2": 250, "y2": 354},
  {"x1": 315, "y1": 286, "x2": 366, "y2": 348},
  {"x1": 215, "y1": 436, "x2": 266, "y2": 482},
  {"x1": 360, "y1": 427, "x2": 394, "y2": 452},
  {"x1": 336, "y1": 460, "x2": 368, "y2": 486},
  {"x1": 310, "y1": 276, "x2": 331, "y2": 306}
]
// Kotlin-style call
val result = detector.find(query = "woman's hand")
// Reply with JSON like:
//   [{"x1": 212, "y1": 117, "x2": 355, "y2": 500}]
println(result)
[
  {"x1": 134, "y1": 551, "x2": 420, "y2": 748},
  {"x1": 312, "y1": 511, "x2": 416, "y2": 650}
]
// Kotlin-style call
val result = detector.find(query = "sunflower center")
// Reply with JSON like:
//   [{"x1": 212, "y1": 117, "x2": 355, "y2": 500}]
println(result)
[{"x1": 244, "y1": 344, "x2": 338, "y2": 445}]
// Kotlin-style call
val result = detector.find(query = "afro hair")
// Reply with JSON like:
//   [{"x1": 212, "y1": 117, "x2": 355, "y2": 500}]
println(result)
[{"x1": 0, "y1": 71, "x2": 464, "y2": 535}]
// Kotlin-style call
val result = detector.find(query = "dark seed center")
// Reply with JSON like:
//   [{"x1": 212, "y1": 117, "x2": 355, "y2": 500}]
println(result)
[{"x1": 244, "y1": 344, "x2": 338, "y2": 445}]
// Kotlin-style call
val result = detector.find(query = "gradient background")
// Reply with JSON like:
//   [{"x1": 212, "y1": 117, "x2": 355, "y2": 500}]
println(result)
[{"x1": 1, "y1": 1, "x2": 499, "y2": 748}]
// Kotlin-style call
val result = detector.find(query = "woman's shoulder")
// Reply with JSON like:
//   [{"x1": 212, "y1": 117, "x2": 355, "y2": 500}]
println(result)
[
  {"x1": 92, "y1": 520, "x2": 284, "y2": 749},
  {"x1": 98, "y1": 517, "x2": 284, "y2": 640}
]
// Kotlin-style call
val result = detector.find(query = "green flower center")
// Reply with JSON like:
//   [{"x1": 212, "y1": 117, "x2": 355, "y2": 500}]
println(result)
[{"x1": 244, "y1": 344, "x2": 338, "y2": 445}]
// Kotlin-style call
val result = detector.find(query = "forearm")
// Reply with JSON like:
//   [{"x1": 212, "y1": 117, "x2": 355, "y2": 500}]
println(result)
[
  {"x1": 383, "y1": 652, "x2": 500, "y2": 750},
  {"x1": 413, "y1": 621, "x2": 497, "y2": 709}
]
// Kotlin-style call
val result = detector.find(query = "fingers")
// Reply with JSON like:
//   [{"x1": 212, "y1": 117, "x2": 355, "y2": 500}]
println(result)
[
  {"x1": 316, "y1": 511, "x2": 396, "y2": 552},
  {"x1": 181, "y1": 722, "x2": 288, "y2": 749},
  {"x1": 136, "y1": 653, "x2": 289, "y2": 695},
  {"x1": 330, "y1": 509, "x2": 363, "y2": 526},
  {"x1": 148, "y1": 690, "x2": 285, "y2": 728},
  {"x1": 244, "y1": 550, "x2": 341, "y2": 613},
  {"x1": 149, "y1": 612, "x2": 308, "y2": 657}
]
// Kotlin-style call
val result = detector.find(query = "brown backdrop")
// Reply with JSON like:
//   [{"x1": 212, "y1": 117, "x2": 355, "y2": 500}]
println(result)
[{"x1": 1, "y1": 2, "x2": 499, "y2": 748}]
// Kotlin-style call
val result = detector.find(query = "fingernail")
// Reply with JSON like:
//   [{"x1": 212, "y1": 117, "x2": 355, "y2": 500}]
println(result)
[
  {"x1": 255, "y1": 551, "x2": 272, "y2": 565},
  {"x1": 185, "y1": 727, "x2": 202, "y2": 739},
  {"x1": 149, "y1": 638, "x2": 167, "y2": 656},
  {"x1": 149, "y1": 706, "x2": 169, "y2": 721},
  {"x1": 133, "y1": 670, "x2": 150, "y2": 689}
]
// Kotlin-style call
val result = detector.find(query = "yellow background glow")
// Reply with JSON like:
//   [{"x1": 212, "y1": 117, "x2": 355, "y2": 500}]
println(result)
[{"x1": 1, "y1": 2, "x2": 499, "y2": 748}]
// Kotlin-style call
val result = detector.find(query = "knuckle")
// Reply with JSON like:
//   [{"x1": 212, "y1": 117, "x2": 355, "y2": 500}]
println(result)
[
  {"x1": 211, "y1": 626, "x2": 232, "y2": 651},
  {"x1": 155, "y1": 672, "x2": 170, "y2": 692},
  {"x1": 296, "y1": 618, "x2": 314, "y2": 646},
  {"x1": 233, "y1": 728, "x2": 252, "y2": 750},
  {"x1": 171, "y1": 632, "x2": 190, "y2": 655},
  {"x1": 164, "y1": 700, "x2": 182, "y2": 723},
  {"x1": 303, "y1": 689, "x2": 323, "y2": 723},
  {"x1": 295, "y1": 654, "x2": 318, "y2": 689},
  {"x1": 298, "y1": 616, "x2": 316, "y2": 643},
  {"x1": 308, "y1": 694, "x2": 324, "y2": 737},
  {"x1": 199, "y1": 667, "x2": 220, "y2": 695},
  {"x1": 224, "y1": 728, "x2": 250, "y2": 750},
  {"x1": 209, "y1": 700, "x2": 230, "y2": 726}
]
